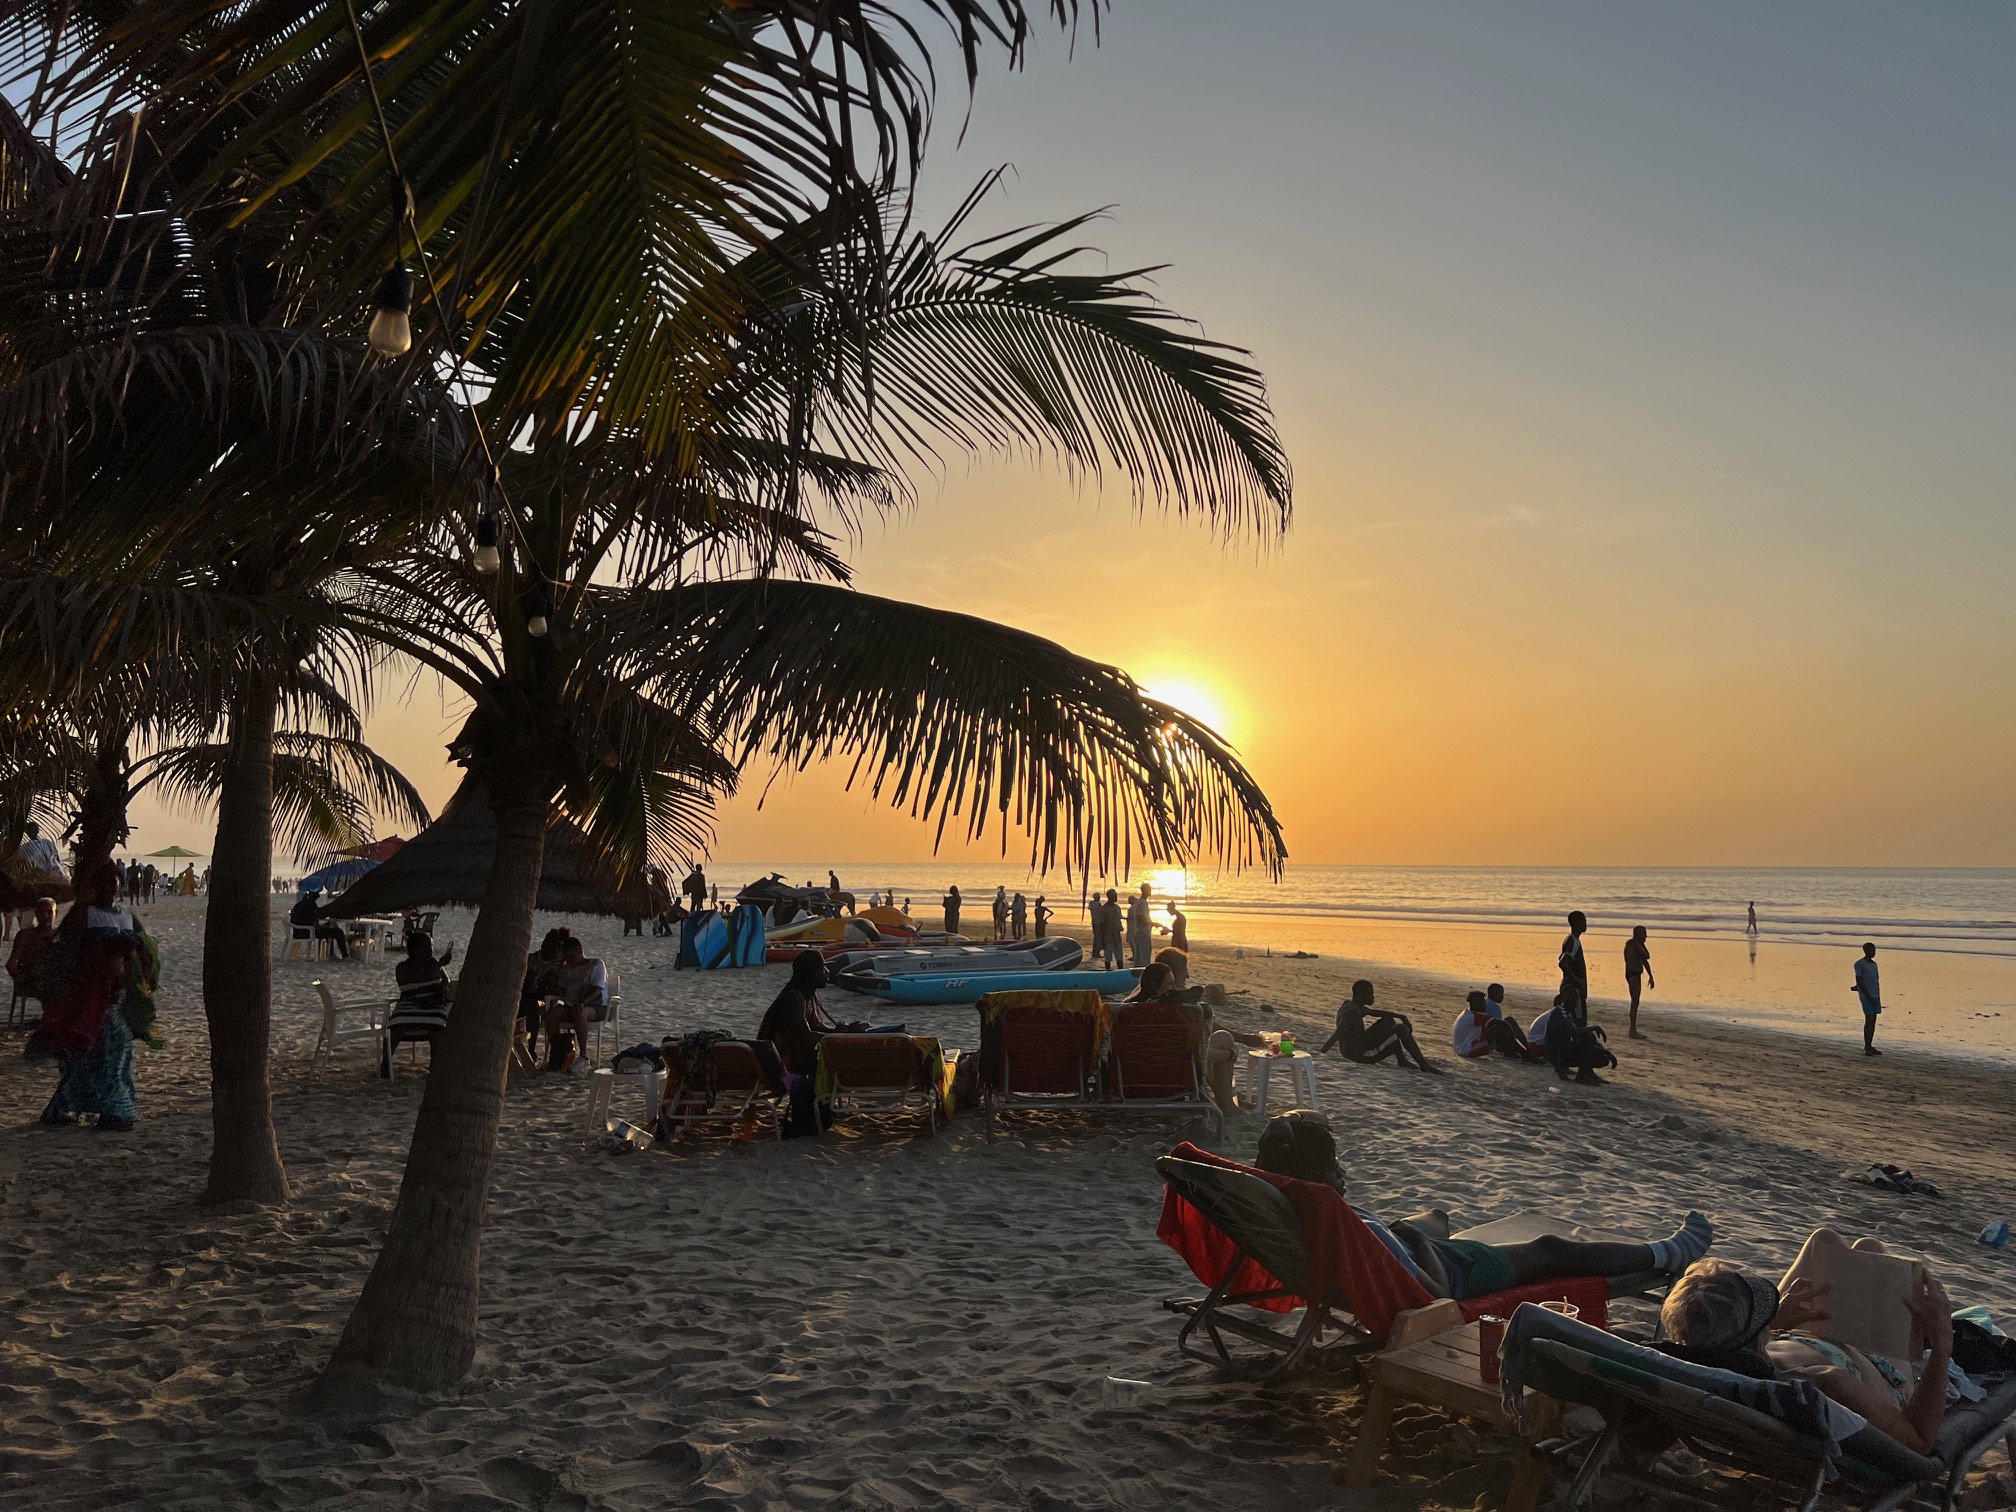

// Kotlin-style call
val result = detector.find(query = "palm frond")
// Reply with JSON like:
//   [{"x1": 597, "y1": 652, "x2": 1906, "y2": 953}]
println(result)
[{"x1": 617, "y1": 578, "x2": 1284, "y2": 878}]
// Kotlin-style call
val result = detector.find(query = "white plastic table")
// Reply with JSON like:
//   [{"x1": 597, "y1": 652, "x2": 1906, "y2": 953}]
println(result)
[
  {"x1": 1241, "y1": 1048, "x2": 1320, "y2": 1119},
  {"x1": 349, "y1": 916, "x2": 403, "y2": 964}
]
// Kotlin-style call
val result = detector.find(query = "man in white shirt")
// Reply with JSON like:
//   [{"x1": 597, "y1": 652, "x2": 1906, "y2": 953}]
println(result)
[
  {"x1": 540, "y1": 937, "x2": 609, "y2": 1072},
  {"x1": 14, "y1": 823, "x2": 62, "y2": 878}
]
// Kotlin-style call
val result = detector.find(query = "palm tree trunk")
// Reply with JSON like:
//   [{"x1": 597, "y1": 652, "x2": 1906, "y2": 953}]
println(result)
[
  {"x1": 199, "y1": 677, "x2": 290, "y2": 1205},
  {"x1": 318, "y1": 778, "x2": 549, "y2": 1392},
  {"x1": 71, "y1": 735, "x2": 134, "y2": 881}
]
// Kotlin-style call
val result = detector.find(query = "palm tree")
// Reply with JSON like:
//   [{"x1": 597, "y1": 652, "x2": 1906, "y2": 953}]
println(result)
[{"x1": 7, "y1": 2, "x2": 1297, "y2": 1393}]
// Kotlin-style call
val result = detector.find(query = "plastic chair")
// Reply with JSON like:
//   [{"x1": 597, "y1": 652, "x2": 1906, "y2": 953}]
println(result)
[
  {"x1": 7, "y1": 975, "x2": 40, "y2": 1027},
  {"x1": 1243, "y1": 1049, "x2": 1320, "y2": 1118},
  {"x1": 283, "y1": 923, "x2": 332, "y2": 962},
  {"x1": 592, "y1": 969, "x2": 622, "y2": 1064},
  {"x1": 307, "y1": 980, "x2": 390, "y2": 1076}
]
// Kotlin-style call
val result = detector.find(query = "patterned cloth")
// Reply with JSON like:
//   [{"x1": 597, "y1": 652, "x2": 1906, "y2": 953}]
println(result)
[{"x1": 28, "y1": 927, "x2": 155, "y2": 1124}]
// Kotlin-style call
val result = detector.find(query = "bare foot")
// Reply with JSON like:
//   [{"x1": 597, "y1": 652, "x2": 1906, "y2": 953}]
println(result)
[{"x1": 1628, "y1": 1029, "x2": 1647, "y2": 1040}]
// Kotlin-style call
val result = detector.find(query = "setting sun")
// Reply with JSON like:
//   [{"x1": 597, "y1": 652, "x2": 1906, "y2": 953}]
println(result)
[{"x1": 1139, "y1": 673, "x2": 1240, "y2": 745}]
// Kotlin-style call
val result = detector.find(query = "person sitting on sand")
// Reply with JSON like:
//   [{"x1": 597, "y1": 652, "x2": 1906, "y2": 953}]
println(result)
[
  {"x1": 1526, "y1": 998, "x2": 1617, "y2": 1084},
  {"x1": 1254, "y1": 1110, "x2": 1713, "y2": 1300},
  {"x1": 1318, "y1": 979, "x2": 1443, "y2": 1073},
  {"x1": 759, "y1": 948, "x2": 835, "y2": 1138},
  {"x1": 1453, "y1": 989, "x2": 1544, "y2": 1062},
  {"x1": 538, "y1": 936, "x2": 608, "y2": 1073},
  {"x1": 1660, "y1": 1231, "x2": 1957, "y2": 1455}
]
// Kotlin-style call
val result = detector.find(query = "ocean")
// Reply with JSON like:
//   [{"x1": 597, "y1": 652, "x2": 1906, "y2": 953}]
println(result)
[{"x1": 718, "y1": 863, "x2": 2016, "y2": 1060}]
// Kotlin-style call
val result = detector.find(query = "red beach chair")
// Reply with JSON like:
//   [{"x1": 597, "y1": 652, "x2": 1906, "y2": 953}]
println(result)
[
  {"x1": 1104, "y1": 1001, "x2": 1222, "y2": 1136},
  {"x1": 819, "y1": 1034, "x2": 947, "y2": 1134},
  {"x1": 978, "y1": 997, "x2": 1101, "y2": 1137}
]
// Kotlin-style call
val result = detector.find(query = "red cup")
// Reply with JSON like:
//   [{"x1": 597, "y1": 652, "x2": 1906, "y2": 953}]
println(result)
[{"x1": 1477, "y1": 1315, "x2": 1507, "y2": 1384}]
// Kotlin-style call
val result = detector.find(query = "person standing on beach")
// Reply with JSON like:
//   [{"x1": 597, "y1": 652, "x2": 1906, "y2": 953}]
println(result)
[
  {"x1": 1033, "y1": 896, "x2": 1051, "y2": 938},
  {"x1": 943, "y1": 885, "x2": 962, "y2": 937},
  {"x1": 1747, "y1": 901, "x2": 1758, "y2": 935},
  {"x1": 1854, "y1": 942, "x2": 1883, "y2": 1056},
  {"x1": 1558, "y1": 911, "x2": 1590, "y2": 1025},
  {"x1": 1623, "y1": 926, "x2": 1654, "y2": 1039},
  {"x1": 1127, "y1": 882, "x2": 1155, "y2": 967},
  {"x1": 1168, "y1": 899, "x2": 1189, "y2": 953},
  {"x1": 1100, "y1": 889, "x2": 1126, "y2": 968},
  {"x1": 1010, "y1": 892, "x2": 1028, "y2": 940},
  {"x1": 991, "y1": 885, "x2": 1009, "y2": 941}
]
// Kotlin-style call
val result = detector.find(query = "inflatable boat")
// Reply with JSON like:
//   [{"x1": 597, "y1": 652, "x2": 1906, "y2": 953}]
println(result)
[
  {"x1": 849, "y1": 966, "x2": 1137, "y2": 1006},
  {"x1": 827, "y1": 936, "x2": 1082, "y2": 987}
]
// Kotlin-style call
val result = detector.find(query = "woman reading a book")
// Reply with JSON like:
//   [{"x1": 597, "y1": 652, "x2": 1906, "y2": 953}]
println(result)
[{"x1": 1660, "y1": 1230, "x2": 1955, "y2": 1454}]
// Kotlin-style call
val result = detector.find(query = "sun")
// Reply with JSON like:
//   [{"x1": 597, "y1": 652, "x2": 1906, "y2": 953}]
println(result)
[{"x1": 1140, "y1": 673, "x2": 1240, "y2": 744}]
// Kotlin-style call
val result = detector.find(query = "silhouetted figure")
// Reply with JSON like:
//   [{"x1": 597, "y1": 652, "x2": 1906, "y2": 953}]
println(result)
[
  {"x1": 943, "y1": 886, "x2": 962, "y2": 937},
  {"x1": 1033, "y1": 895, "x2": 1052, "y2": 938},
  {"x1": 1318, "y1": 979, "x2": 1443, "y2": 1073},
  {"x1": 1558, "y1": 910, "x2": 1590, "y2": 1025},
  {"x1": 991, "y1": 885, "x2": 1009, "y2": 941},
  {"x1": 1167, "y1": 899, "x2": 1188, "y2": 953},
  {"x1": 1010, "y1": 891, "x2": 1028, "y2": 940},
  {"x1": 1623, "y1": 925, "x2": 1654, "y2": 1039},
  {"x1": 1747, "y1": 901, "x2": 1758, "y2": 935},
  {"x1": 1127, "y1": 882, "x2": 1155, "y2": 967},
  {"x1": 1854, "y1": 942, "x2": 1882, "y2": 1056}
]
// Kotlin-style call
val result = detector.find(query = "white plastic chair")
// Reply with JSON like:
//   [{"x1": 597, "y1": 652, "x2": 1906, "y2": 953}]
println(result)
[
  {"x1": 284, "y1": 923, "x2": 333, "y2": 961},
  {"x1": 593, "y1": 969, "x2": 622, "y2": 1064},
  {"x1": 308, "y1": 979, "x2": 390, "y2": 1077}
]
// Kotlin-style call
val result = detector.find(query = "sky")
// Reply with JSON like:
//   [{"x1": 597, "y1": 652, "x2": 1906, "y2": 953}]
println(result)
[{"x1": 125, "y1": 2, "x2": 2016, "y2": 870}]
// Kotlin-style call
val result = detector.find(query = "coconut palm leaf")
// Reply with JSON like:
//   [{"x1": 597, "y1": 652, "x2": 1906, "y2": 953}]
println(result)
[{"x1": 612, "y1": 578, "x2": 1284, "y2": 878}]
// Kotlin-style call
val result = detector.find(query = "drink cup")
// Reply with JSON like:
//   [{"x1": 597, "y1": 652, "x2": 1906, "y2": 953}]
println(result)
[
  {"x1": 1540, "y1": 1300, "x2": 1581, "y2": 1323},
  {"x1": 1102, "y1": 1376, "x2": 1153, "y2": 1408},
  {"x1": 1478, "y1": 1316, "x2": 1507, "y2": 1383}
]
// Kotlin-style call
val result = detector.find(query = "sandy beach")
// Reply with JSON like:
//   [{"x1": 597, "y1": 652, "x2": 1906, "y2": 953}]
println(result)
[{"x1": 3, "y1": 897, "x2": 2013, "y2": 1510}]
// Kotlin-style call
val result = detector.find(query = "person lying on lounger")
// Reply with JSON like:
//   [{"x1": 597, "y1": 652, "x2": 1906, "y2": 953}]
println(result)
[
  {"x1": 1660, "y1": 1232, "x2": 1958, "y2": 1455},
  {"x1": 1253, "y1": 1109, "x2": 1713, "y2": 1301},
  {"x1": 1318, "y1": 980, "x2": 1443, "y2": 1073}
]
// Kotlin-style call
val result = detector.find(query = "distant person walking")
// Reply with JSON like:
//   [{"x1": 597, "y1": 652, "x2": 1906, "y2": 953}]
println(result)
[
  {"x1": 1854, "y1": 942, "x2": 1883, "y2": 1056},
  {"x1": 1010, "y1": 892, "x2": 1028, "y2": 941},
  {"x1": 1747, "y1": 901, "x2": 1758, "y2": 935},
  {"x1": 1558, "y1": 910, "x2": 1590, "y2": 1025},
  {"x1": 1167, "y1": 899, "x2": 1189, "y2": 953},
  {"x1": 1127, "y1": 882, "x2": 1155, "y2": 967},
  {"x1": 1623, "y1": 925, "x2": 1654, "y2": 1039},
  {"x1": 943, "y1": 885, "x2": 962, "y2": 937}
]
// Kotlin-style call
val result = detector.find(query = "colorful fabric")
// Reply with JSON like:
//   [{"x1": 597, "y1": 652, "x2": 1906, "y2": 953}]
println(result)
[
  {"x1": 31, "y1": 931, "x2": 132, "y2": 1055},
  {"x1": 813, "y1": 1035, "x2": 956, "y2": 1120}
]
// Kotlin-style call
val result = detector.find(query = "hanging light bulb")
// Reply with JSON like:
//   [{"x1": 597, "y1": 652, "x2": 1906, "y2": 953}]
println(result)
[
  {"x1": 367, "y1": 265, "x2": 413, "y2": 357},
  {"x1": 525, "y1": 576, "x2": 554, "y2": 639},
  {"x1": 472, "y1": 513, "x2": 501, "y2": 574}
]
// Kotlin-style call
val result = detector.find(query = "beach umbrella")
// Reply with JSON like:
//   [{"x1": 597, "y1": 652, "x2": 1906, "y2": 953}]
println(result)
[
  {"x1": 296, "y1": 857, "x2": 379, "y2": 893},
  {"x1": 146, "y1": 845, "x2": 205, "y2": 858},
  {"x1": 321, "y1": 777, "x2": 649, "y2": 920},
  {"x1": 337, "y1": 837, "x2": 407, "y2": 862}
]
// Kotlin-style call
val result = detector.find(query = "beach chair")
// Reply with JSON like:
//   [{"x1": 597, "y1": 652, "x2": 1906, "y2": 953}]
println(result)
[
  {"x1": 593, "y1": 969, "x2": 622, "y2": 1064},
  {"x1": 307, "y1": 980, "x2": 391, "y2": 1077},
  {"x1": 1156, "y1": 1147, "x2": 1666, "y2": 1379},
  {"x1": 980, "y1": 1000, "x2": 1100, "y2": 1136},
  {"x1": 284, "y1": 922, "x2": 334, "y2": 961},
  {"x1": 657, "y1": 1039, "x2": 785, "y2": 1140},
  {"x1": 1506, "y1": 1308, "x2": 2016, "y2": 1512},
  {"x1": 1103, "y1": 1002, "x2": 1223, "y2": 1136},
  {"x1": 7, "y1": 975, "x2": 39, "y2": 1027},
  {"x1": 820, "y1": 1034, "x2": 945, "y2": 1134}
]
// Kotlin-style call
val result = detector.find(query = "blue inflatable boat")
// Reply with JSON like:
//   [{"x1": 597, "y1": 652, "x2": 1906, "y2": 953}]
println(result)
[{"x1": 852, "y1": 967, "x2": 1137, "y2": 1006}]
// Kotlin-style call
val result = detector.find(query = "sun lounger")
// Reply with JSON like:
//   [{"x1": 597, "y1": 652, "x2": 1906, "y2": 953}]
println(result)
[
  {"x1": 976, "y1": 992, "x2": 1104, "y2": 1136},
  {"x1": 1503, "y1": 1304, "x2": 2016, "y2": 1512},
  {"x1": 818, "y1": 1034, "x2": 949, "y2": 1134},
  {"x1": 657, "y1": 1038, "x2": 785, "y2": 1140},
  {"x1": 1103, "y1": 1001, "x2": 1224, "y2": 1137},
  {"x1": 1156, "y1": 1144, "x2": 1671, "y2": 1378}
]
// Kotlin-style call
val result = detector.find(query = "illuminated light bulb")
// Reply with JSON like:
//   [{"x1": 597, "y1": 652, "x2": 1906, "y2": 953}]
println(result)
[
  {"x1": 368, "y1": 266, "x2": 413, "y2": 357},
  {"x1": 472, "y1": 513, "x2": 500, "y2": 573}
]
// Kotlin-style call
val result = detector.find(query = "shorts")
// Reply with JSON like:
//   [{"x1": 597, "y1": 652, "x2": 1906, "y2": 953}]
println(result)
[
  {"x1": 1861, "y1": 999, "x2": 1881, "y2": 1018},
  {"x1": 1430, "y1": 1238, "x2": 1517, "y2": 1301}
]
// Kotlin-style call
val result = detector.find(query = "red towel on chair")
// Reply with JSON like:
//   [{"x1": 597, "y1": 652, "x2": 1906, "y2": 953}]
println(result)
[{"x1": 1156, "y1": 1142, "x2": 1609, "y2": 1342}]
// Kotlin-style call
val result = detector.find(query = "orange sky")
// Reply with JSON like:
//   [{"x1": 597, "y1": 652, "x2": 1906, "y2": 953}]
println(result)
[{"x1": 122, "y1": 5, "x2": 2016, "y2": 869}]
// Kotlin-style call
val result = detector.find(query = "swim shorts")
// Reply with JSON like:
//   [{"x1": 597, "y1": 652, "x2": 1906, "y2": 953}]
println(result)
[{"x1": 1430, "y1": 1238, "x2": 1517, "y2": 1300}]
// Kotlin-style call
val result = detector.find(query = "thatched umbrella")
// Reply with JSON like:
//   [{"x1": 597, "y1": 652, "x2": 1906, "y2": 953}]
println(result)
[{"x1": 323, "y1": 777, "x2": 649, "y2": 920}]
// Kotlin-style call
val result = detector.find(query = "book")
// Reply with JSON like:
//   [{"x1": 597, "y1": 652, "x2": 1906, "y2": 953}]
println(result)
[{"x1": 1798, "y1": 1243, "x2": 1924, "y2": 1362}]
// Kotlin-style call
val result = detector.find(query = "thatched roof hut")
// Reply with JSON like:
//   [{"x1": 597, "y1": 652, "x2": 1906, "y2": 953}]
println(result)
[{"x1": 323, "y1": 777, "x2": 650, "y2": 920}]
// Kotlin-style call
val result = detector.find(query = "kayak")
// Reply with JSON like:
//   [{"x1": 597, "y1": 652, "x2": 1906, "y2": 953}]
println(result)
[
  {"x1": 828, "y1": 936, "x2": 1082, "y2": 986},
  {"x1": 850, "y1": 967, "x2": 1137, "y2": 1006}
]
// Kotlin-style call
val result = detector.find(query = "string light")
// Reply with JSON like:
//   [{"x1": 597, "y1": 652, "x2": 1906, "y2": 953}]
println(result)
[
  {"x1": 525, "y1": 576, "x2": 554, "y2": 639},
  {"x1": 472, "y1": 513, "x2": 501, "y2": 574},
  {"x1": 367, "y1": 265, "x2": 413, "y2": 357}
]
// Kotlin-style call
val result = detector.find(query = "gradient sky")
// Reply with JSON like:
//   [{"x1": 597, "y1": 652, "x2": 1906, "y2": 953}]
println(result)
[{"x1": 127, "y1": 3, "x2": 2016, "y2": 869}]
